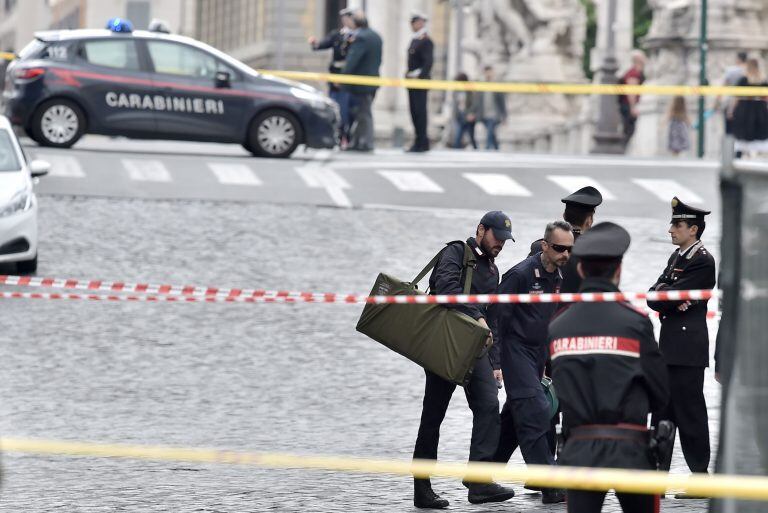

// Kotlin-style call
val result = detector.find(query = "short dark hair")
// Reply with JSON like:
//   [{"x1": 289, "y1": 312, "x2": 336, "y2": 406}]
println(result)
[
  {"x1": 352, "y1": 11, "x2": 368, "y2": 28},
  {"x1": 579, "y1": 257, "x2": 622, "y2": 278},
  {"x1": 738, "y1": 51, "x2": 748, "y2": 63},
  {"x1": 544, "y1": 220, "x2": 573, "y2": 241},
  {"x1": 483, "y1": 65, "x2": 493, "y2": 72},
  {"x1": 682, "y1": 220, "x2": 706, "y2": 240},
  {"x1": 563, "y1": 204, "x2": 594, "y2": 228},
  {"x1": 455, "y1": 71, "x2": 469, "y2": 81}
]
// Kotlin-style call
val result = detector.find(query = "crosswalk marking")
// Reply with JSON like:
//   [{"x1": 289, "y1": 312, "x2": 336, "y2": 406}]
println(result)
[
  {"x1": 462, "y1": 173, "x2": 532, "y2": 196},
  {"x1": 377, "y1": 170, "x2": 444, "y2": 193},
  {"x1": 546, "y1": 175, "x2": 616, "y2": 200},
  {"x1": 631, "y1": 179, "x2": 704, "y2": 203},
  {"x1": 35, "y1": 154, "x2": 84, "y2": 178},
  {"x1": 208, "y1": 163, "x2": 261, "y2": 186},
  {"x1": 295, "y1": 165, "x2": 351, "y2": 208},
  {"x1": 122, "y1": 159, "x2": 171, "y2": 182}
]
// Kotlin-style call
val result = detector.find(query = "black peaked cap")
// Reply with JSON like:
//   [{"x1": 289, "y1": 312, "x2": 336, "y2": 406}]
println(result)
[
  {"x1": 572, "y1": 221, "x2": 631, "y2": 259},
  {"x1": 670, "y1": 196, "x2": 710, "y2": 223}
]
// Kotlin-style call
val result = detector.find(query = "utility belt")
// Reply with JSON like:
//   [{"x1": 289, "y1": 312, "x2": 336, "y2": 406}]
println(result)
[{"x1": 567, "y1": 421, "x2": 676, "y2": 470}]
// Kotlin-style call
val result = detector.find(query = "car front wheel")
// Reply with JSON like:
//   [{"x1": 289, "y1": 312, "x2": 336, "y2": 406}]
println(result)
[
  {"x1": 246, "y1": 109, "x2": 302, "y2": 158},
  {"x1": 32, "y1": 99, "x2": 85, "y2": 148}
]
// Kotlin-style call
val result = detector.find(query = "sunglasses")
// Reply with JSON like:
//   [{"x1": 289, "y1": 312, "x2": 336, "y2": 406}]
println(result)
[{"x1": 545, "y1": 241, "x2": 573, "y2": 253}]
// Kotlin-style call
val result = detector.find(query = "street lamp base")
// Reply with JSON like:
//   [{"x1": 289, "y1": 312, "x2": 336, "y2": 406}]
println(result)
[{"x1": 591, "y1": 133, "x2": 626, "y2": 155}]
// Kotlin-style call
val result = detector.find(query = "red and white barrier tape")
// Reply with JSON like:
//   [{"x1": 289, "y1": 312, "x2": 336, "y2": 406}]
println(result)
[{"x1": 0, "y1": 274, "x2": 717, "y2": 304}]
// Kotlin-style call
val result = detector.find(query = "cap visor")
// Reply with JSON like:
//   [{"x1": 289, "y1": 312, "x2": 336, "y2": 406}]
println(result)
[{"x1": 492, "y1": 228, "x2": 515, "y2": 242}]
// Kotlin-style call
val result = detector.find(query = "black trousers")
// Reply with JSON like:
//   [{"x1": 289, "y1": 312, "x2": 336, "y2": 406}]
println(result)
[
  {"x1": 653, "y1": 365, "x2": 710, "y2": 473},
  {"x1": 494, "y1": 392, "x2": 555, "y2": 466},
  {"x1": 408, "y1": 88, "x2": 429, "y2": 149},
  {"x1": 349, "y1": 92, "x2": 375, "y2": 150},
  {"x1": 619, "y1": 103, "x2": 637, "y2": 143},
  {"x1": 413, "y1": 355, "x2": 499, "y2": 466},
  {"x1": 567, "y1": 490, "x2": 659, "y2": 513}
]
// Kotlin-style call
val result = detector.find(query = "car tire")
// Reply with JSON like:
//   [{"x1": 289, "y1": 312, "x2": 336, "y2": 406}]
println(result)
[
  {"x1": 246, "y1": 109, "x2": 302, "y2": 158},
  {"x1": 32, "y1": 99, "x2": 85, "y2": 148},
  {"x1": 17, "y1": 254, "x2": 37, "y2": 275}
]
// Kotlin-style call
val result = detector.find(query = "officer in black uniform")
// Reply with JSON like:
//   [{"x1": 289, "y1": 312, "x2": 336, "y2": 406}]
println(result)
[
  {"x1": 405, "y1": 12, "x2": 434, "y2": 153},
  {"x1": 412, "y1": 211, "x2": 516, "y2": 509},
  {"x1": 490, "y1": 220, "x2": 574, "y2": 504},
  {"x1": 309, "y1": 8, "x2": 354, "y2": 142},
  {"x1": 549, "y1": 222, "x2": 670, "y2": 513},
  {"x1": 647, "y1": 197, "x2": 716, "y2": 485}
]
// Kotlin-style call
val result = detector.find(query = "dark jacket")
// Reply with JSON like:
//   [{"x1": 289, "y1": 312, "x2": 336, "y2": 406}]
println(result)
[
  {"x1": 647, "y1": 240, "x2": 716, "y2": 367},
  {"x1": 407, "y1": 34, "x2": 434, "y2": 79},
  {"x1": 311, "y1": 29, "x2": 350, "y2": 73},
  {"x1": 428, "y1": 238, "x2": 501, "y2": 369},
  {"x1": 550, "y1": 278, "x2": 669, "y2": 469},
  {"x1": 342, "y1": 27, "x2": 383, "y2": 95},
  {"x1": 475, "y1": 91, "x2": 507, "y2": 122},
  {"x1": 489, "y1": 253, "x2": 563, "y2": 396}
]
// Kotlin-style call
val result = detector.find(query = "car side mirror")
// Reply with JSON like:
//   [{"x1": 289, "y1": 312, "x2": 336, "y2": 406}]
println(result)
[
  {"x1": 215, "y1": 70, "x2": 231, "y2": 88},
  {"x1": 29, "y1": 159, "x2": 50, "y2": 178}
]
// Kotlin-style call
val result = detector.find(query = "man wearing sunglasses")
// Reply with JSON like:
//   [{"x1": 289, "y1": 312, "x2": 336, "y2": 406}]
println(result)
[{"x1": 489, "y1": 220, "x2": 574, "y2": 504}]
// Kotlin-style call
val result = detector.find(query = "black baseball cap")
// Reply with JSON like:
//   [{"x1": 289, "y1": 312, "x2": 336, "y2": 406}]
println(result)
[
  {"x1": 561, "y1": 186, "x2": 603, "y2": 208},
  {"x1": 480, "y1": 211, "x2": 515, "y2": 242},
  {"x1": 572, "y1": 222, "x2": 631, "y2": 259}
]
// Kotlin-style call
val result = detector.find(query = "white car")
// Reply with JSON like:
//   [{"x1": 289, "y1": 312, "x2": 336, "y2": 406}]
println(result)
[{"x1": 0, "y1": 115, "x2": 48, "y2": 274}]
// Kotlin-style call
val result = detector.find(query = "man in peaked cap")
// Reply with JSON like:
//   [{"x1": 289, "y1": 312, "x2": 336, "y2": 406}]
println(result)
[
  {"x1": 405, "y1": 11, "x2": 434, "y2": 153},
  {"x1": 647, "y1": 197, "x2": 716, "y2": 492},
  {"x1": 549, "y1": 222, "x2": 669, "y2": 512}
]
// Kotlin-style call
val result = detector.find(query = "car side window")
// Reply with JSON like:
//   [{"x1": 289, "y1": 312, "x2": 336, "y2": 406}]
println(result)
[
  {"x1": 80, "y1": 39, "x2": 141, "y2": 70},
  {"x1": 146, "y1": 41, "x2": 218, "y2": 79}
]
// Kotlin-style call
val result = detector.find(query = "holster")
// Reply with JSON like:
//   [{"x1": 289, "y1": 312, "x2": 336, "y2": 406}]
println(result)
[{"x1": 648, "y1": 420, "x2": 676, "y2": 470}]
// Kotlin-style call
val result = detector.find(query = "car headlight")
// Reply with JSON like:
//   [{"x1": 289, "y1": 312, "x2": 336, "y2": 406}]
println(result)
[
  {"x1": 0, "y1": 188, "x2": 32, "y2": 217},
  {"x1": 290, "y1": 86, "x2": 327, "y2": 109}
]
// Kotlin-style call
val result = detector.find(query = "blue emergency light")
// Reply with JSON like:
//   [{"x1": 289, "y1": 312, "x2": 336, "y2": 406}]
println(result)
[{"x1": 106, "y1": 17, "x2": 133, "y2": 33}]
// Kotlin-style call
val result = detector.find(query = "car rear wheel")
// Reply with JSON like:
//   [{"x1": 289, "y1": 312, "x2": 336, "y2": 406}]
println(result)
[
  {"x1": 32, "y1": 99, "x2": 85, "y2": 148},
  {"x1": 17, "y1": 254, "x2": 37, "y2": 275},
  {"x1": 246, "y1": 109, "x2": 302, "y2": 158}
]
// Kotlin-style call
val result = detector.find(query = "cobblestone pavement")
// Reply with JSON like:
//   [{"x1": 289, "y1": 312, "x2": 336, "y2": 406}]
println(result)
[{"x1": 0, "y1": 196, "x2": 719, "y2": 512}]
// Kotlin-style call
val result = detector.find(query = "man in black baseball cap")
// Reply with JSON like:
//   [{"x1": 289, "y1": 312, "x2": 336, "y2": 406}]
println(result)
[{"x1": 550, "y1": 222, "x2": 669, "y2": 512}]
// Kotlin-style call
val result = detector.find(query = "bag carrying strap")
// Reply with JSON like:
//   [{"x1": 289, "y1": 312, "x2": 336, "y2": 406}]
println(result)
[{"x1": 411, "y1": 241, "x2": 477, "y2": 294}]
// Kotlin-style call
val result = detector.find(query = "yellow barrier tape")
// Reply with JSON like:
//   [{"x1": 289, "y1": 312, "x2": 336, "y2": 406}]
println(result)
[
  {"x1": 3, "y1": 437, "x2": 768, "y2": 501},
  {"x1": 0, "y1": 52, "x2": 14, "y2": 61},
  {"x1": 258, "y1": 69, "x2": 768, "y2": 97}
]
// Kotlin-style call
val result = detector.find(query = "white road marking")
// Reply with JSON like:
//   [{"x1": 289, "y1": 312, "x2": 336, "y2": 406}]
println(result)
[
  {"x1": 377, "y1": 170, "x2": 444, "y2": 193},
  {"x1": 123, "y1": 159, "x2": 172, "y2": 182},
  {"x1": 632, "y1": 178, "x2": 704, "y2": 203},
  {"x1": 35, "y1": 154, "x2": 84, "y2": 177},
  {"x1": 295, "y1": 165, "x2": 351, "y2": 208},
  {"x1": 546, "y1": 175, "x2": 616, "y2": 200},
  {"x1": 208, "y1": 163, "x2": 262, "y2": 186},
  {"x1": 462, "y1": 173, "x2": 532, "y2": 196}
]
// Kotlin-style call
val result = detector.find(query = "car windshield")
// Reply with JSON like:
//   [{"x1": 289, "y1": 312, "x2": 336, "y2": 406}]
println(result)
[{"x1": 0, "y1": 131, "x2": 21, "y2": 171}]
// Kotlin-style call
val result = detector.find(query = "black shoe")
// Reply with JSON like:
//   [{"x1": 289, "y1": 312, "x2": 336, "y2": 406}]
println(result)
[
  {"x1": 541, "y1": 488, "x2": 566, "y2": 504},
  {"x1": 406, "y1": 145, "x2": 429, "y2": 153},
  {"x1": 674, "y1": 492, "x2": 707, "y2": 499},
  {"x1": 467, "y1": 482, "x2": 515, "y2": 504},
  {"x1": 414, "y1": 479, "x2": 449, "y2": 509}
]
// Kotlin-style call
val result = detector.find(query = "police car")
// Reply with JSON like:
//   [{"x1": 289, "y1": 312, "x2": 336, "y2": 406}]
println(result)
[
  {"x1": 0, "y1": 115, "x2": 48, "y2": 274},
  {"x1": 3, "y1": 18, "x2": 339, "y2": 158}
]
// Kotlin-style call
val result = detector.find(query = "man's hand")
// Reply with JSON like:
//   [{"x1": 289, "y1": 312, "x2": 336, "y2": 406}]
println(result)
[
  {"x1": 715, "y1": 372, "x2": 722, "y2": 384},
  {"x1": 308, "y1": 36, "x2": 317, "y2": 45},
  {"x1": 466, "y1": 113, "x2": 476, "y2": 122},
  {"x1": 677, "y1": 300, "x2": 692, "y2": 312},
  {"x1": 493, "y1": 369, "x2": 503, "y2": 385},
  {"x1": 478, "y1": 317, "x2": 489, "y2": 330}
]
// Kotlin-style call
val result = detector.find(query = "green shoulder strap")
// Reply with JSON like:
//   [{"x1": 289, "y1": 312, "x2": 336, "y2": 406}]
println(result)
[{"x1": 411, "y1": 241, "x2": 477, "y2": 294}]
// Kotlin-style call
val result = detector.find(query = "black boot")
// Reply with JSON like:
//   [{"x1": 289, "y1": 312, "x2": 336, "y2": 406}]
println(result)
[
  {"x1": 541, "y1": 488, "x2": 566, "y2": 504},
  {"x1": 414, "y1": 479, "x2": 449, "y2": 509},
  {"x1": 467, "y1": 482, "x2": 516, "y2": 504}
]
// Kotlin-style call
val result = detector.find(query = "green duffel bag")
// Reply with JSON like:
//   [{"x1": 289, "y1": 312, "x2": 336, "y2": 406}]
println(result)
[{"x1": 356, "y1": 241, "x2": 492, "y2": 386}]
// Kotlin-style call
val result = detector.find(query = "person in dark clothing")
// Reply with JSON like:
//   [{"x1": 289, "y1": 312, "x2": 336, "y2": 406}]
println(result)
[
  {"x1": 618, "y1": 50, "x2": 646, "y2": 146},
  {"x1": 342, "y1": 11, "x2": 383, "y2": 152},
  {"x1": 647, "y1": 197, "x2": 716, "y2": 492},
  {"x1": 309, "y1": 8, "x2": 355, "y2": 145},
  {"x1": 550, "y1": 222, "x2": 669, "y2": 513},
  {"x1": 490, "y1": 220, "x2": 574, "y2": 505},
  {"x1": 476, "y1": 65, "x2": 507, "y2": 150},
  {"x1": 413, "y1": 211, "x2": 516, "y2": 509},
  {"x1": 406, "y1": 12, "x2": 434, "y2": 153}
]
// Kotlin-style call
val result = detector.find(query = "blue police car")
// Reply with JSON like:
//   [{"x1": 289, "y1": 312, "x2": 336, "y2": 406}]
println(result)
[{"x1": 3, "y1": 18, "x2": 339, "y2": 158}]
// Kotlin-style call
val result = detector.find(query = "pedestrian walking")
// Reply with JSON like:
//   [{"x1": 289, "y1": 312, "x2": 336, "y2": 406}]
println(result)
[
  {"x1": 405, "y1": 12, "x2": 434, "y2": 153},
  {"x1": 475, "y1": 66, "x2": 507, "y2": 150},
  {"x1": 647, "y1": 197, "x2": 716, "y2": 494},
  {"x1": 730, "y1": 57, "x2": 768, "y2": 158},
  {"x1": 618, "y1": 50, "x2": 646, "y2": 146},
  {"x1": 550, "y1": 222, "x2": 669, "y2": 513},
  {"x1": 308, "y1": 8, "x2": 355, "y2": 147},
  {"x1": 715, "y1": 51, "x2": 747, "y2": 138},
  {"x1": 451, "y1": 72, "x2": 478, "y2": 149},
  {"x1": 667, "y1": 96, "x2": 691, "y2": 156},
  {"x1": 490, "y1": 220, "x2": 574, "y2": 505},
  {"x1": 342, "y1": 11, "x2": 382, "y2": 153},
  {"x1": 412, "y1": 211, "x2": 516, "y2": 509}
]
